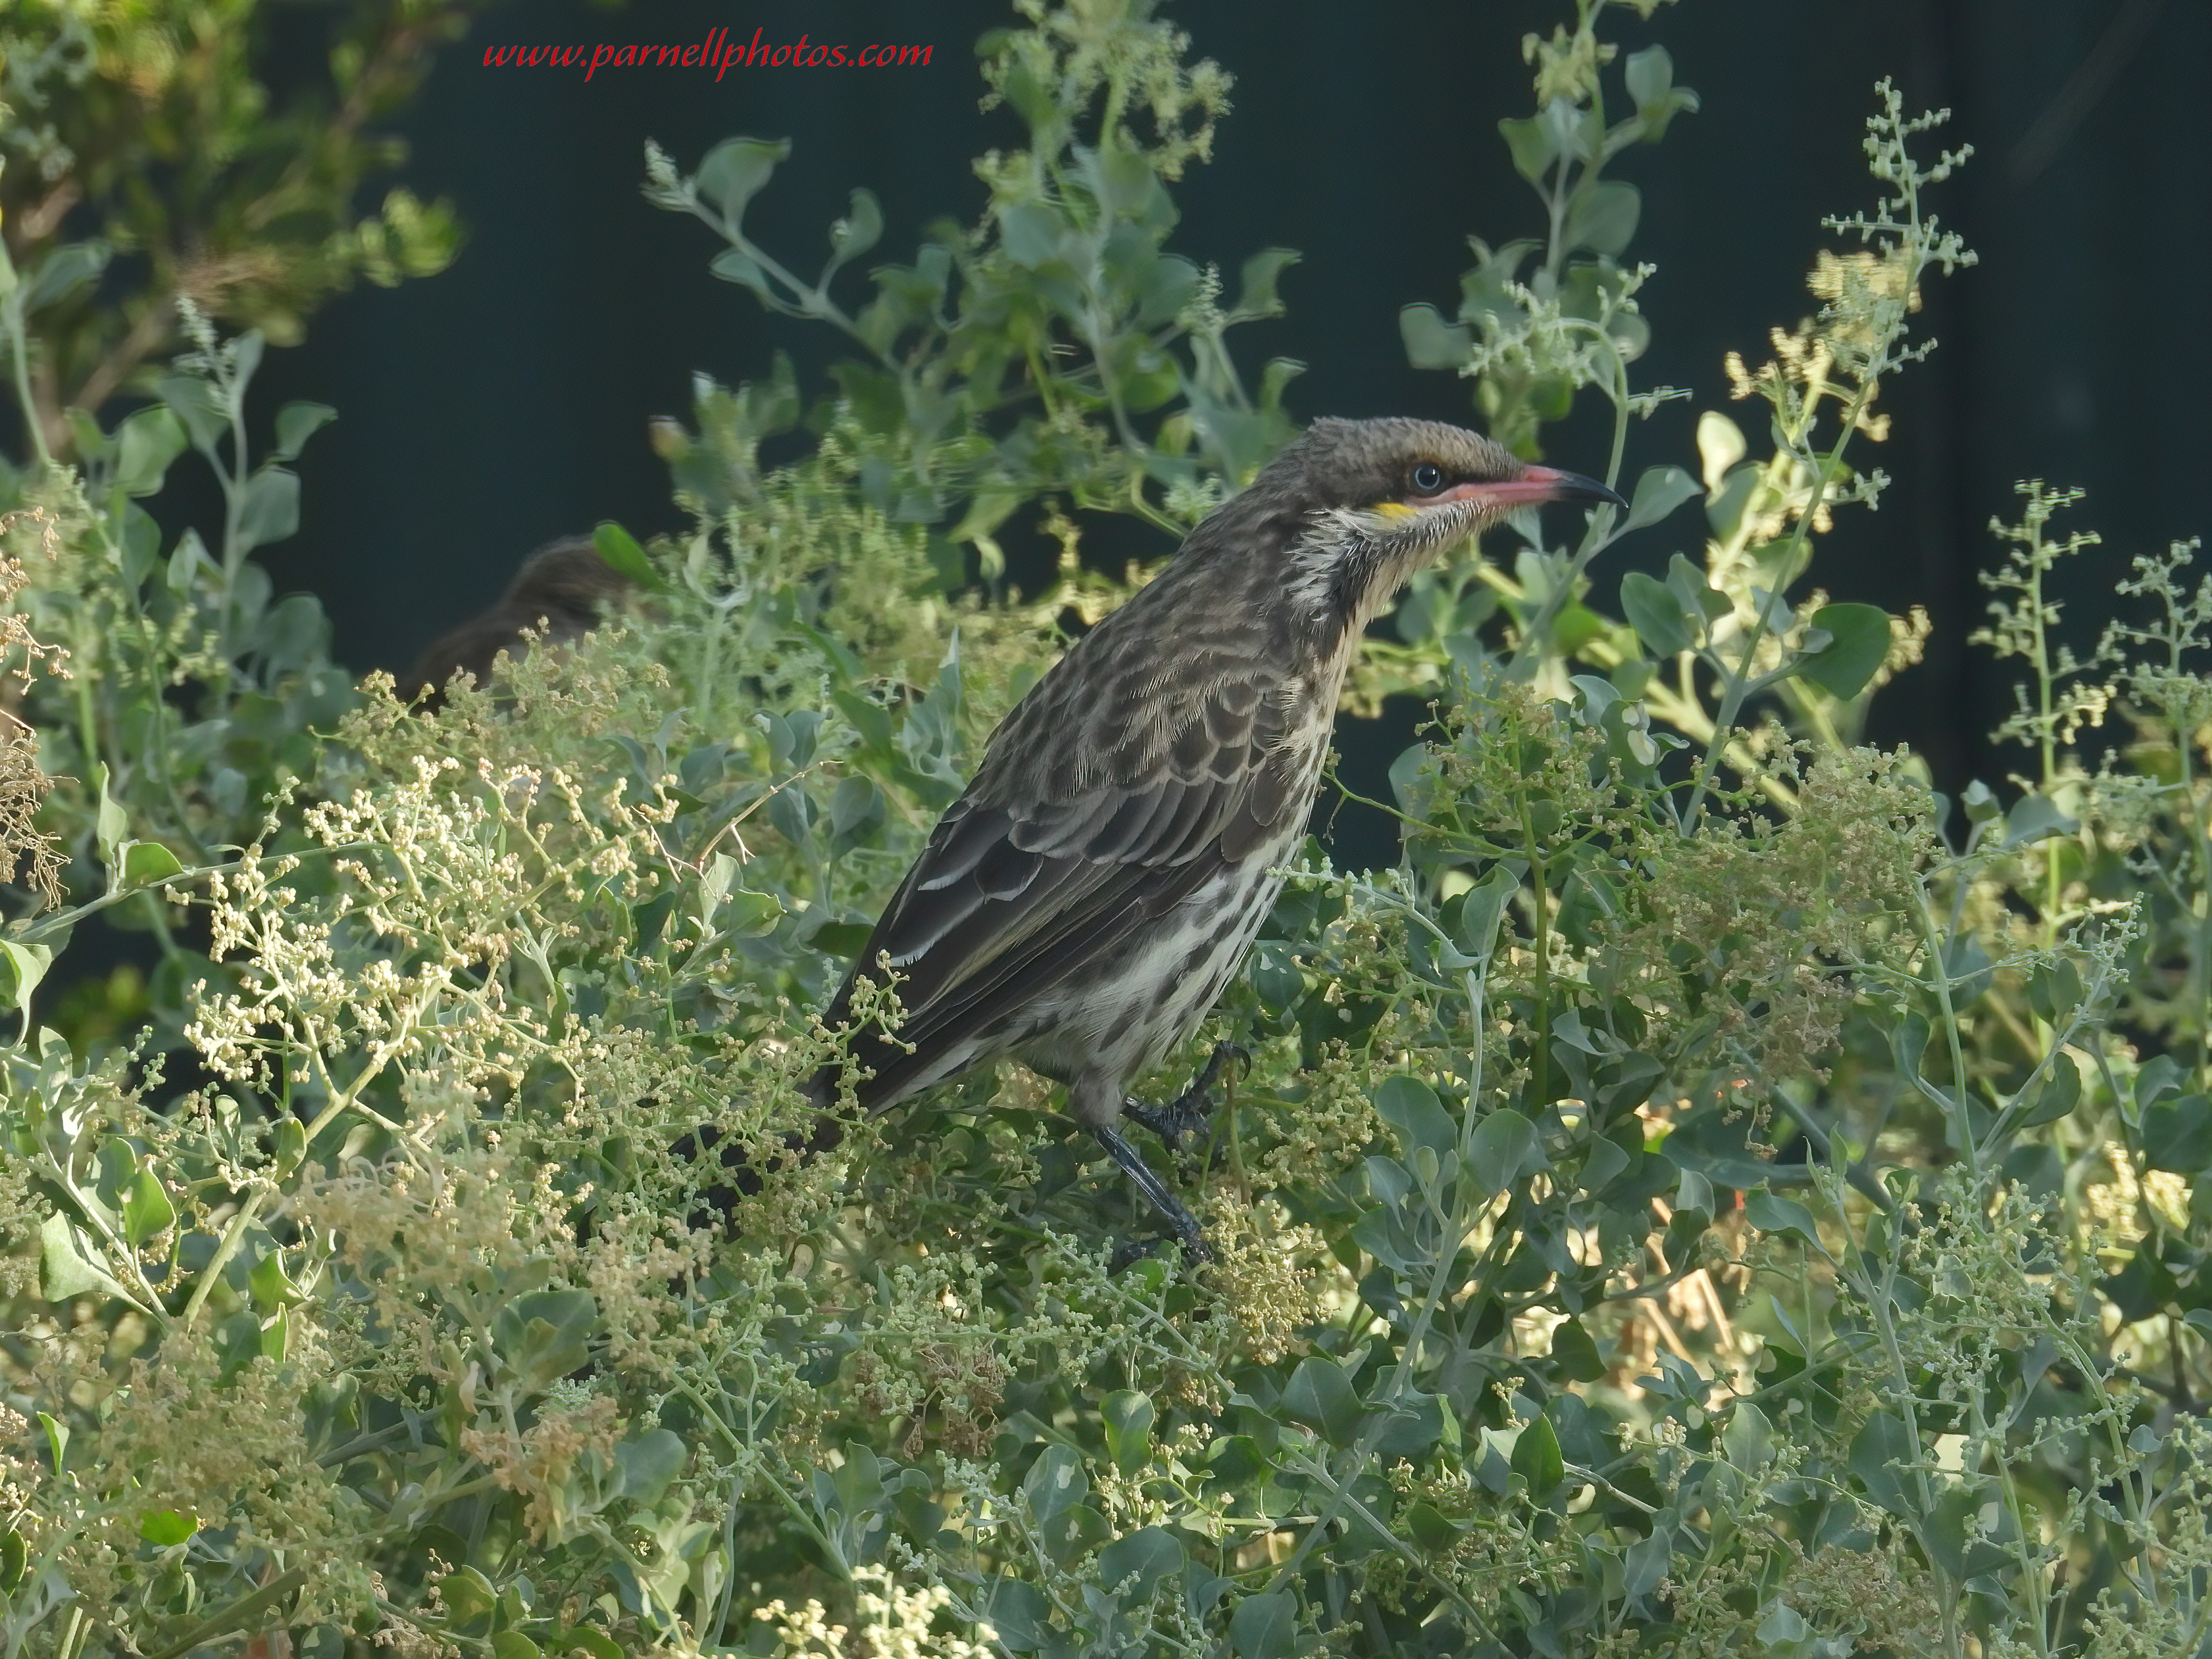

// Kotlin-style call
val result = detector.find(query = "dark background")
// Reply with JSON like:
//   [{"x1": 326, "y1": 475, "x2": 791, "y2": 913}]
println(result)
[{"x1": 244, "y1": 0, "x2": 2208, "y2": 813}]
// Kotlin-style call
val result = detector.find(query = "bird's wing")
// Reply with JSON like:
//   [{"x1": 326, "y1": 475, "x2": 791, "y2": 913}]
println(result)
[{"x1": 820, "y1": 639, "x2": 1305, "y2": 1110}]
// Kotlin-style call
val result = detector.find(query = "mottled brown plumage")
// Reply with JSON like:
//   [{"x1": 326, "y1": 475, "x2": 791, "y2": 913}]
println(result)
[
  {"x1": 401, "y1": 537, "x2": 635, "y2": 705},
  {"x1": 817, "y1": 416, "x2": 1622, "y2": 1254}
]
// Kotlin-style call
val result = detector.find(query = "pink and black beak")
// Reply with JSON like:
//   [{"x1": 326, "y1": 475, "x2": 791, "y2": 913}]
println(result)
[{"x1": 1429, "y1": 465, "x2": 1625, "y2": 513}]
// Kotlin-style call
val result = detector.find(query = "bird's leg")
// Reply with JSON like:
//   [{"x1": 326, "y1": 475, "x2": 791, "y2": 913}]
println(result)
[
  {"x1": 1123, "y1": 1040, "x2": 1247, "y2": 1152},
  {"x1": 1091, "y1": 1122, "x2": 1212, "y2": 1260}
]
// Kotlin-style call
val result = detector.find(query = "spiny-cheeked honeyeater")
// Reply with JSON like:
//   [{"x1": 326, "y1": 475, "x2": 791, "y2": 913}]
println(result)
[{"x1": 798, "y1": 416, "x2": 1623, "y2": 1256}]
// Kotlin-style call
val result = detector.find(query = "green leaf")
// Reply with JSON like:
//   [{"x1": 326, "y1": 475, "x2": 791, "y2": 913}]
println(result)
[
  {"x1": 1511, "y1": 1411, "x2": 1565, "y2": 1495},
  {"x1": 825, "y1": 187, "x2": 884, "y2": 276},
  {"x1": 270, "y1": 401, "x2": 337, "y2": 463},
  {"x1": 1622, "y1": 464, "x2": 1700, "y2": 532},
  {"x1": 236, "y1": 467, "x2": 301, "y2": 552},
  {"x1": 1623, "y1": 45, "x2": 1674, "y2": 111},
  {"x1": 1021, "y1": 1445, "x2": 1087, "y2": 1524},
  {"x1": 721, "y1": 888, "x2": 782, "y2": 937},
  {"x1": 1280, "y1": 1355, "x2": 1364, "y2": 1444},
  {"x1": 167, "y1": 527, "x2": 215, "y2": 595},
  {"x1": 2002, "y1": 792, "x2": 2078, "y2": 849},
  {"x1": 709, "y1": 246, "x2": 771, "y2": 298},
  {"x1": 1795, "y1": 602, "x2": 1891, "y2": 698},
  {"x1": 615, "y1": 1430, "x2": 687, "y2": 1505},
  {"x1": 809, "y1": 920, "x2": 873, "y2": 959},
  {"x1": 1231, "y1": 248, "x2": 1299, "y2": 319},
  {"x1": 695, "y1": 136, "x2": 791, "y2": 226},
  {"x1": 1755, "y1": 1602, "x2": 1812, "y2": 1652},
  {"x1": 1453, "y1": 866, "x2": 1517, "y2": 959},
  {"x1": 1745, "y1": 1190, "x2": 1828, "y2": 1258},
  {"x1": 440, "y1": 1566, "x2": 498, "y2": 1623},
  {"x1": 493, "y1": 1289, "x2": 599, "y2": 1391},
  {"x1": 0, "y1": 1528, "x2": 25, "y2": 1592},
  {"x1": 157, "y1": 374, "x2": 227, "y2": 454},
  {"x1": 1497, "y1": 114, "x2": 1560, "y2": 184},
  {"x1": 1847, "y1": 1411, "x2": 1916, "y2": 1518},
  {"x1": 1467, "y1": 1108, "x2": 1547, "y2": 1198},
  {"x1": 94, "y1": 763, "x2": 127, "y2": 870},
  {"x1": 1373, "y1": 1075, "x2": 1455, "y2": 1165},
  {"x1": 2026, "y1": 957, "x2": 2084, "y2": 1024},
  {"x1": 983, "y1": 1577, "x2": 1053, "y2": 1652},
  {"x1": 1102, "y1": 1389, "x2": 1154, "y2": 1474},
  {"x1": 548, "y1": 1629, "x2": 624, "y2": 1659},
  {"x1": 1036, "y1": 1502, "x2": 1110, "y2": 1566},
  {"x1": 1096, "y1": 1526, "x2": 1183, "y2": 1598},
  {"x1": 1722, "y1": 1399, "x2": 1774, "y2": 1469},
  {"x1": 2136, "y1": 1054, "x2": 2187, "y2": 1112},
  {"x1": 590, "y1": 520, "x2": 660, "y2": 593},
  {"x1": 1565, "y1": 180, "x2": 1640, "y2": 256},
  {"x1": 1620, "y1": 570, "x2": 1692, "y2": 655},
  {"x1": 0, "y1": 940, "x2": 53, "y2": 1013},
  {"x1": 121, "y1": 1168, "x2": 175, "y2": 1250},
  {"x1": 1372, "y1": 1391, "x2": 1455, "y2": 1459},
  {"x1": 116, "y1": 405, "x2": 188, "y2": 496},
  {"x1": 998, "y1": 201, "x2": 1066, "y2": 270},
  {"x1": 1229, "y1": 1588, "x2": 1295, "y2": 1659},
  {"x1": 120, "y1": 841, "x2": 185, "y2": 889},
  {"x1": 24, "y1": 241, "x2": 108, "y2": 312},
  {"x1": 2017, "y1": 1057, "x2": 2082, "y2": 1130},
  {"x1": 1665, "y1": 552, "x2": 1731, "y2": 623},
  {"x1": 1550, "y1": 1317, "x2": 1606, "y2": 1382},
  {"x1": 1400, "y1": 302, "x2": 1471, "y2": 370},
  {"x1": 249, "y1": 1248, "x2": 303, "y2": 1309},
  {"x1": 39, "y1": 1213, "x2": 132, "y2": 1304},
  {"x1": 272, "y1": 1117, "x2": 308, "y2": 1178},
  {"x1": 2144, "y1": 1094, "x2": 2212, "y2": 1175},
  {"x1": 138, "y1": 1508, "x2": 197, "y2": 1547},
  {"x1": 491, "y1": 1634, "x2": 543, "y2": 1659}
]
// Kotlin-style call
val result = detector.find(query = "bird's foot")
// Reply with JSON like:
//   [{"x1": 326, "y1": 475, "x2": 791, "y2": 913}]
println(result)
[
  {"x1": 1123, "y1": 1040, "x2": 1248, "y2": 1152},
  {"x1": 1109, "y1": 1237, "x2": 1168, "y2": 1274},
  {"x1": 1092, "y1": 1122, "x2": 1213, "y2": 1262}
]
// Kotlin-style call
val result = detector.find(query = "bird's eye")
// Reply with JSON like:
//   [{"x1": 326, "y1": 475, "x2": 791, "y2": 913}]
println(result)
[{"x1": 1410, "y1": 462, "x2": 1445, "y2": 495}]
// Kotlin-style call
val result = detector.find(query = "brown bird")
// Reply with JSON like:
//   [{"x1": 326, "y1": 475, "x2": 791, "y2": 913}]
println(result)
[
  {"x1": 812, "y1": 416, "x2": 1622, "y2": 1256},
  {"x1": 400, "y1": 537, "x2": 635, "y2": 705}
]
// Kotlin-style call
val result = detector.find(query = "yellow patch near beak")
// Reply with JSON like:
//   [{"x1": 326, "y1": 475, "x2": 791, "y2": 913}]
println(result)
[{"x1": 1370, "y1": 501, "x2": 1418, "y2": 521}]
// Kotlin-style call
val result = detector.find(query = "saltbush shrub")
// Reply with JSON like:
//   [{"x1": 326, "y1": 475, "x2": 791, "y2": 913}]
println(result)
[{"x1": 0, "y1": 3, "x2": 2207, "y2": 1657}]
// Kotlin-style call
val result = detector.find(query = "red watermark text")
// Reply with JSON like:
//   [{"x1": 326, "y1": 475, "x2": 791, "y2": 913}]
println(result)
[{"x1": 483, "y1": 29, "x2": 934, "y2": 82}]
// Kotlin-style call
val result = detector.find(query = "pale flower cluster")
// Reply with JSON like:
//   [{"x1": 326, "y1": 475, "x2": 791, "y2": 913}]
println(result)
[{"x1": 754, "y1": 1564, "x2": 997, "y2": 1659}]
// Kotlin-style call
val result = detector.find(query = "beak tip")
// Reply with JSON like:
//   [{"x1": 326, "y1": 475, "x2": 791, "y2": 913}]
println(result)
[
  {"x1": 1521, "y1": 463, "x2": 1626, "y2": 512},
  {"x1": 1562, "y1": 471, "x2": 1627, "y2": 512}
]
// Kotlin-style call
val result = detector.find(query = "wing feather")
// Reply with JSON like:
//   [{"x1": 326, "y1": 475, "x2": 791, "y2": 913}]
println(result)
[{"x1": 819, "y1": 629, "x2": 1313, "y2": 1112}]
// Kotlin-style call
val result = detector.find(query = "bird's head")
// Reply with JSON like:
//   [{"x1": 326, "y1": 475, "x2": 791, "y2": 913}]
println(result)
[{"x1": 1230, "y1": 416, "x2": 1624, "y2": 641}]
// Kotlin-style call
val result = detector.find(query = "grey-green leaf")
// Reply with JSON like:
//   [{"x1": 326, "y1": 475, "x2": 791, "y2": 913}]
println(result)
[
  {"x1": 236, "y1": 468, "x2": 301, "y2": 553},
  {"x1": 1467, "y1": 1107, "x2": 1547, "y2": 1198},
  {"x1": 1795, "y1": 602, "x2": 1891, "y2": 698},
  {"x1": 1497, "y1": 115, "x2": 1560, "y2": 185},
  {"x1": 695, "y1": 136, "x2": 791, "y2": 226},
  {"x1": 1230, "y1": 1589, "x2": 1296, "y2": 1659},
  {"x1": 1565, "y1": 180, "x2": 1640, "y2": 257},
  {"x1": 1400, "y1": 303, "x2": 1471, "y2": 370},
  {"x1": 1621, "y1": 570, "x2": 1692, "y2": 656},
  {"x1": 1623, "y1": 464, "x2": 1701, "y2": 533},
  {"x1": 1373, "y1": 1074, "x2": 1456, "y2": 1164},
  {"x1": 1511, "y1": 1412, "x2": 1564, "y2": 1495},
  {"x1": 271, "y1": 401, "x2": 337, "y2": 464},
  {"x1": 825, "y1": 187, "x2": 884, "y2": 275}
]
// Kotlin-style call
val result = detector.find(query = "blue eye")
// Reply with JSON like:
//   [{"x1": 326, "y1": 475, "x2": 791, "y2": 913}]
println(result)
[{"x1": 1411, "y1": 462, "x2": 1444, "y2": 494}]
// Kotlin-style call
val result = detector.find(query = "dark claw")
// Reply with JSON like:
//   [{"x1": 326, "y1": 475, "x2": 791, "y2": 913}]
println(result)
[
  {"x1": 1092, "y1": 1122, "x2": 1213, "y2": 1261},
  {"x1": 1109, "y1": 1237, "x2": 1168, "y2": 1273},
  {"x1": 1123, "y1": 1039, "x2": 1248, "y2": 1152}
]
